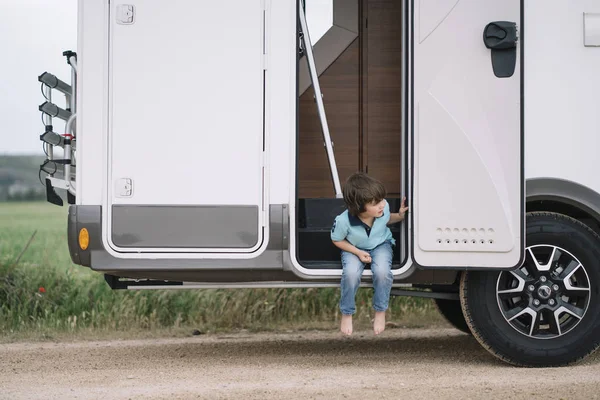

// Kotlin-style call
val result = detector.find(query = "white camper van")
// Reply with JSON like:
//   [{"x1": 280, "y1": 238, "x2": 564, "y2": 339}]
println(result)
[{"x1": 37, "y1": 0, "x2": 600, "y2": 367}]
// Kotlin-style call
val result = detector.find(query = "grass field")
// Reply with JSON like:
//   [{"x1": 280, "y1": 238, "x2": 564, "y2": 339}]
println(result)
[{"x1": 0, "y1": 202, "x2": 443, "y2": 341}]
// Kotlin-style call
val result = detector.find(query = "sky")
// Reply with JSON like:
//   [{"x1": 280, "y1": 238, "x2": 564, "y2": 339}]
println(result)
[
  {"x1": 0, "y1": 0, "x2": 330, "y2": 155},
  {"x1": 0, "y1": 0, "x2": 77, "y2": 155}
]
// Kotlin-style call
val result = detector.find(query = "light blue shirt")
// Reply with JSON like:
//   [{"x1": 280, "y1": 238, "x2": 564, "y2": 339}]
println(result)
[{"x1": 330, "y1": 200, "x2": 395, "y2": 250}]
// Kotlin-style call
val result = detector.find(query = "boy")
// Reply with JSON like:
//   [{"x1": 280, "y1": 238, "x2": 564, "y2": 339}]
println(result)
[{"x1": 331, "y1": 172, "x2": 408, "y2": 336}]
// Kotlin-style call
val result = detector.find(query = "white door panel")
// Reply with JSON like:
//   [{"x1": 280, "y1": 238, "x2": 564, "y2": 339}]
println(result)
[
  {"x1": 411, "y1": 0, "x2": 524, "y2": 268},
  {"x1": 106, "y1": 0, "x2": 266, "y2": 253}
]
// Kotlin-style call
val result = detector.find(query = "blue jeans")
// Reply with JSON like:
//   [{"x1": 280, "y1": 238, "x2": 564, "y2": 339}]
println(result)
[{"x1": 339, "y1": 241, "x2": 394, "y2": 315}]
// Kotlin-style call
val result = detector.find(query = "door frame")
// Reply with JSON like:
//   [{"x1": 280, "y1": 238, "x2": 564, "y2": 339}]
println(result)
[{"x1": 288, "y1": 0, "x2": 413, "y2": 279}]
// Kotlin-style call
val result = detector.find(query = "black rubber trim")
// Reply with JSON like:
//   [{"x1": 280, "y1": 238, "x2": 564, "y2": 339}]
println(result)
[
  {"x1": 400, "y1": 0, "x2": 410, "y2": 268},
  {"x1": 44, "y1": 177, "x2": 63, "y2": 206},
  {"x1": 104, "y1": 274, "x2": 183, "y2": 290},
  {"x1": 67, "y1": 206, "x2": 80, "y2": 265}
]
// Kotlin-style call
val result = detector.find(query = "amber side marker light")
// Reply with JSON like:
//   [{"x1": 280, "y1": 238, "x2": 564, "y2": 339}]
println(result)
[{"x1": 79, "y1": 228, "x2": 89, "y2": 250}]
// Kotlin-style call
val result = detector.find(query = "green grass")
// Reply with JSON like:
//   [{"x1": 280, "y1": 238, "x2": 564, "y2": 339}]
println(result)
[{"x1": 0, "y1": 202, "x2": 443, "y2": 341}]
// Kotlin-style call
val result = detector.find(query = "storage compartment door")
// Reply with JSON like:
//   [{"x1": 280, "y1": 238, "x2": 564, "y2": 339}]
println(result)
[{"x1": 106, "y1": 0, "x2": 266, "y2": 253}]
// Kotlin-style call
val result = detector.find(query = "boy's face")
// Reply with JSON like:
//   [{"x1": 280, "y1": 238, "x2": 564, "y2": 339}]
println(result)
[{"x1": 362, "y1": 199, "x2": 386, "y2": 218}]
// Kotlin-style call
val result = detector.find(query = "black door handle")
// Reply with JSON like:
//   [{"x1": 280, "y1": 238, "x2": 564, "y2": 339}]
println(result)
[{"x1": 483, "y1": 21, "x2": 518, "y2": 78}]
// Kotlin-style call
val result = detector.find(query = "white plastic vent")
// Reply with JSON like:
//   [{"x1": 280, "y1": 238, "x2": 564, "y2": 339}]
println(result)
[{"x1": 435, "y1": 227, "x2": 496, "y2": 246}]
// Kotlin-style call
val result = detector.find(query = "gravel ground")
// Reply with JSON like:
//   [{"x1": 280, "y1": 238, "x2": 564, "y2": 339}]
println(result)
[{"x1": 1, "y1": 328, "x2": 599, "y2": 399}]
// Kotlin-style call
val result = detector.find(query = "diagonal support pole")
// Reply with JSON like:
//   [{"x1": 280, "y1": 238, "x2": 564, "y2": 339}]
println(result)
[{"x1": 298, "y1": 0, "x2": 342, "y2": 198}]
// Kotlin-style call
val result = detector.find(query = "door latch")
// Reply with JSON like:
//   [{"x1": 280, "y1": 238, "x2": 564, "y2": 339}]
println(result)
[
  {"x1": 116, "y1": 178, "x2": 133, "y2": 197},
  {"x1": 117, "y1": 4, "x2": 135, "y2": 25},
  {"x1": 483, "y1": 21, "x2": 518, "y2": 78}
]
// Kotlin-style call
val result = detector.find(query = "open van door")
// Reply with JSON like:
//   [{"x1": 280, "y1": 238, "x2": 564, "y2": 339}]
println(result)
[{"x1": 410, "y1": 0, "x2": 524, "y2": 269}]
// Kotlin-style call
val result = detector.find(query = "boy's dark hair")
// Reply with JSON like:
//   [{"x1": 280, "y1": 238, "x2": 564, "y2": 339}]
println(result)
[{"x1": 342, "y1": 172, "x2": 386, "y2": 216}]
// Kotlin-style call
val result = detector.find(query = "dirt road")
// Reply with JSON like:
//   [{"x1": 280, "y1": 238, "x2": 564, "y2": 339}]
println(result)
[{"x1": 1, "y1": 328, "x2": 599, "y2": 399}]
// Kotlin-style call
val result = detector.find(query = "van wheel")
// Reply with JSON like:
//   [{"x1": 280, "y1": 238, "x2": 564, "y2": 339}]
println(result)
[
  {"x1": 434, "y1": 299, "x2": 471, "y2": 334},
  {"x1": 460, "y1": 212, "x2": 600, "y2": 367}
]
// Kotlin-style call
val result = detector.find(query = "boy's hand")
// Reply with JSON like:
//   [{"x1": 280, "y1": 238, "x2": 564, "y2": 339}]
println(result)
[
  {"x1": 357, "y1": 250, "x2": 372, "y2": 263},
  {"x1": 387, "y1": 197, "x2": 409, "y2": 225},
  {"x1": 399, "y1": 197, "x2": 409, "y2": 216}
]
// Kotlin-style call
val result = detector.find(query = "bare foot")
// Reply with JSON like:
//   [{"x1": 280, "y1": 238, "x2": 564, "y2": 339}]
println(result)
[
  {"x1": 374, "y1": 311, "x2": 386, "y2": 335},
  {"x1": 341, "y1": 314, "x2": 353, "y2": 336}
]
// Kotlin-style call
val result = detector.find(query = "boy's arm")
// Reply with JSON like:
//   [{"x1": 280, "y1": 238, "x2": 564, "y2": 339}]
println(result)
[
  {"x1": 330, "y1": 216, "x2": 367, "y2": 257},
  {"x1": 332, "y1": 239, "x2": 361, "y2": 256},
  {"x1": 333, "y1": 239, "x2": 372, "y2": 263},
  {"x1": 387, "y1": 197, "x2": 409, "y2": 225},
  {"x1": 387, "y1": 212, "x2": 405, "y2": 225}
]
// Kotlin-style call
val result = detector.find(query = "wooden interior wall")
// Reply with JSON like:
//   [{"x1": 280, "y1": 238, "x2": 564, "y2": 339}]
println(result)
[
  {"x1": 298, "y1": 41, "x2": 360, "y2": 198},
  {"x1": 365, "y1": 0, "x2": 403, "y2": 195},
  {"x1": 298, "y1": 0, "x2": 403, "y2": 198}
]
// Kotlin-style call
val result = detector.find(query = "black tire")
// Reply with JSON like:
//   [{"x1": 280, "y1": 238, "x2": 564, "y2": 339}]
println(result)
[
  {"x1": 460, "y1": 212, "x2": 600, "y2": 367},
  {"x1": 435, "y1": 298, "x2": 471, "y2": 334}
]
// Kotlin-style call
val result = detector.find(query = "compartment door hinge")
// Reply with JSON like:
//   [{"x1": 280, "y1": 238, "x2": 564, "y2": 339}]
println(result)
[
  {"x1": 262, "y1": 54, "x2": 268, "y2": 70},
  {"x1": 262, "y1": 0, "x2": 269, "y2": 70}
]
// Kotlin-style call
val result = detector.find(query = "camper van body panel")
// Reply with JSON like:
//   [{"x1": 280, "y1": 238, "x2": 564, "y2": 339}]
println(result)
[
  {"x1": 71, "y1": 0, "x2": 600, "y2": 278},
  {"x1": 525, "y1": 0, "x2": 600, "y2": 198},
  {"x1": 75, "y1": 0, "x2": 298, "y2": 260}
]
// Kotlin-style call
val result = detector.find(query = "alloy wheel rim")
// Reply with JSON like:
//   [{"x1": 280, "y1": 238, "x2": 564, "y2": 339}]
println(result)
[{"x1": 496, "y1": 244, "x2": 591, "y2": 339}]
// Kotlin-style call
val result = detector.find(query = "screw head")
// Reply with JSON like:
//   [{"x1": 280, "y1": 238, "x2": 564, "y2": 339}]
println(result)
[
  {"x1": 549, "y1": 299, "x2": 556, "y2": 306},
  {"x1": 533, "y1": 299, "x2": 541, "y2": 306},
  {"x1": 552, "y1": 284, "x2": 559, "y2": 291},
  {"x1": 528, "y1": 285, "x2": 535, "y2": 292},
  {"x1": 540, "y1": 276, "x2": 548, "y2": 282}
]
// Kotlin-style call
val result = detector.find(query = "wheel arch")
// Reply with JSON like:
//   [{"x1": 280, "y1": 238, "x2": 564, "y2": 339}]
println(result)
[{"x1": 526, "y1": 177, "x2": 600, "y2": 235}]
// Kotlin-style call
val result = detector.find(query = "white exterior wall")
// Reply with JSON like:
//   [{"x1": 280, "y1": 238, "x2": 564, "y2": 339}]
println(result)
[
  {"x1": 267, "y1": 0, "x2": 296, "y2": 205},
  {"x1": 77, "y1": 0, "x2": 600, "y2": 208},
  {"x1": 76, "y1": 0, "x2": 108, "y2": 205},
  {"x1": 525, "y1": 1, "x2": 600, "y2": 192}
]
